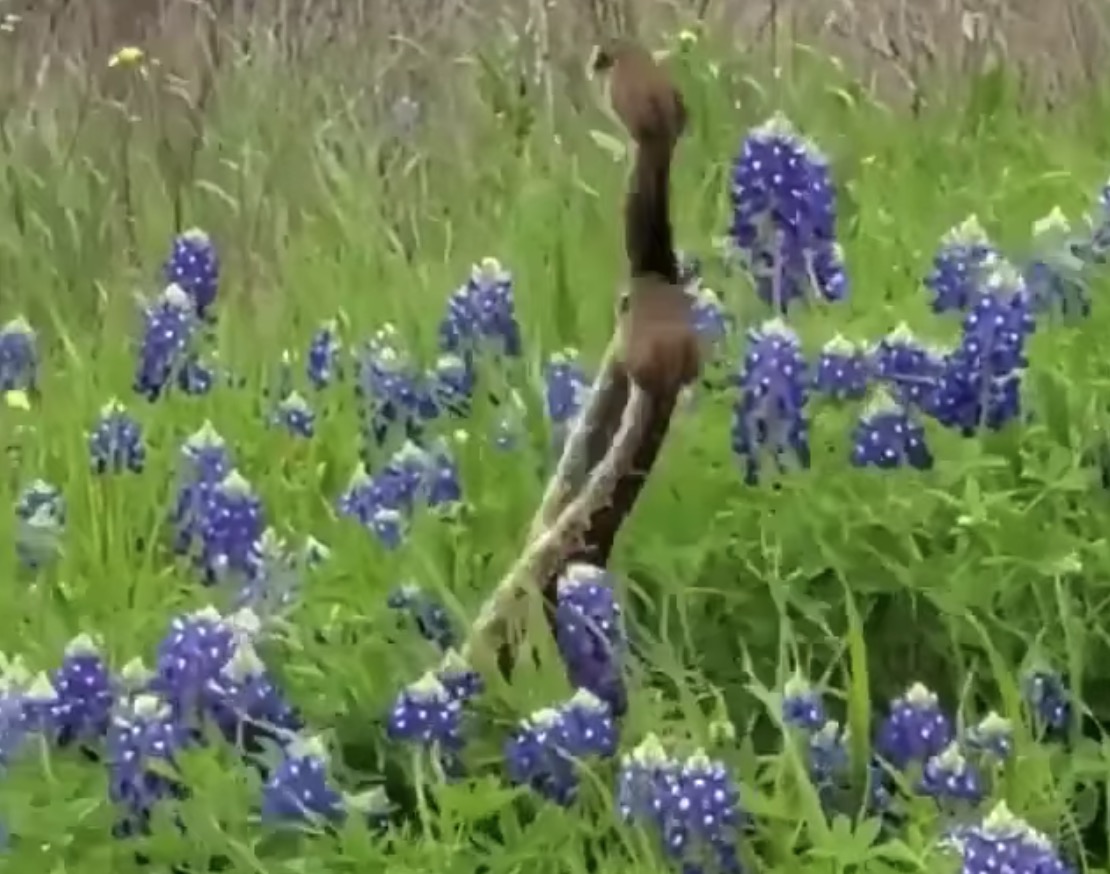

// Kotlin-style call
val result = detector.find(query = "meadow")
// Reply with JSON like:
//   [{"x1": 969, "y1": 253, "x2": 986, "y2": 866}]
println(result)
[{"x1": 3, "y1": 17, "x2": 1110, "y2": 874}]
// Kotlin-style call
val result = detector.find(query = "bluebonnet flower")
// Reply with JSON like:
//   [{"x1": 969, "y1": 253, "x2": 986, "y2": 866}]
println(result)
[
  {"x1": 782, "y1": 673, "x2": 825, "y2": 732},
  {"x1": 933, "y1": 262, "x2": 1034, "y2": 435},
  {"x1": 387, "y1": 583, "x2": 456, "y2": 651},
  {"x1": 876, "y1": 682, "x2": 953, "y2": 770},
  {"x1": 807, "y1": 719, "x2": 848, "y2": 784},
  {"x1": 687, "y1": 285, "x2": 732, "y2": 347},
  {"x1": 107, "y1": 693, "x2": 192, "y2": 836},
  {"x1": 50, "y1": 633, "x2": 115, "y2": 746},
  {"x1": 0, "y1": 662, "x2": 54, "y2": 766},
  {"x1": 870, "y1": 324, "x2": 945, "y2": 413},
  {"x1": 171, "y1": 421, "x2": 232, "y2": 556},
  {"x1": 965, "y1": 711, "x2": 1014, "y2": 760},
  {"x1": 88, "y1": 399, "x2": 146, "y2": 474},
  {"x1": 731, "y1": 318, "x2": 810, "y2": 484},
  {"x1": 544, "y1": 349, "x2": 592, "y2": 430},
  {"x1": 238, "y1": 529, "x2": 329, "y2": 620},
  {"x1": 943, "y1": 801, "x2": 1072, "y2": 874},
  {"x1": 1083, "y1": 174, "x2": 1110, "y2": 262},
  {"x1": 435, "y1": 650, "x2": 483, "y2": 706},
  {"x1": 918, "y1": 742, "x2": 983, "y2": 804},
  {"x1": 428, "y1": 354, "x2": 474, "y2": 417},
  {"x1": 505, "y1": 689, "x2": 619, "y2": 805},
  {"x1": 206, "y1": 635, "x2": 301, "y2": 746},
  {"x1": 307, "y1": 320, "x2": 343, "y2": 390},
  {"x1": 133, "y1": 284, "x2": 199, "y2": 401},
  {"x1": 14, "y1": 479, "x2": 64, "y2": 570},
  {"x1": 0, "y1": 317, "x2": 37, "y2": 393},
  {"x1": 728, "y1": 112, "x2": 848, "y2": 312},
  {"x1": 176, "y1": 353, "x2": 216, "y2": 395},
  {"x1": 439, "y1": 257, "x2": 522, "y2": 358},
  {"x1": 261, "y1": 734, "x2": 351, "y2": 826},
  {"x1": 851, "y1": 390, "x2": 933, "y2": 470},
  {"x1": 354, "y1": 325, "x2": 436, "y2": 444},
  {"x1": 1022, "y1": 668, "x2": 1070, "y2": 734},
  {"x1": 554, "y1": 563, "x2": 628, "y2": 717},
  {"x1": 1023, "y1": 208, "x2": 1090, "y2": 318},
  {"x1": 386, "y1": 672, "x2": 465, "y2": 753},
  {"x1": 924, "y1": 215, "x2": 999, "y2": 313},
  {"x1": 163, "y1": 228, "x2": 219, "y2": 318},
  {"x1": 197, "y1": 470, "x2": 266, "y2": 582},
  {"x1": 814, "y1": 335, "x2": 869, "y2": 401},
  {"x1": 618, "y1": 735, "x2": 743, "y2": 874},
  {"x1": 271, "y1": 391, "x2": 316, "y2": 438}
]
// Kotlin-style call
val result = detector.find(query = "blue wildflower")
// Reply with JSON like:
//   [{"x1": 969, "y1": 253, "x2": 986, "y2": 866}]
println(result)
[
  {"x1": 504, "y1": 689, "x2": 619, "y2": 805},
  {"x1": 876, "y1": 682, "x2": 953, "y2": 770},
  {"x1": 163, "y1": 228, "x2": 219, "y2": 318},
  {"x1": 870, "y1": 324, "x2": 945, "y2": 413},
  {"x1": 238, "y1": 530, "x2": 328, "y2": 620},
  {"x1": 50, "y1": 633, "x2": 115, "y2": 746},
  {"x1": 944, "y1": 801, "x2": 1073, "y2": 874},
  {"x1": 133, "y1": 284, "x2": 199, "y2": 401},
  {"x1": 814, "y1": 334, "x2": 869, "y2": 401},
  {"x1": 354, "y1": 325, "x2": 436, "y2": 444},
  {"x1": 918, "y1": 742, "x2": 983, "y2": 804},
  {"x1": 965, "y1": 711, "x2": 1014, "y2": 760},
  {"x1": 88, "y1": 399, "x2": 146, "y2": 474},
  {"x1": 428, "y1": 353, "x2": 474, "y2": 417},
  {"x1": 439, "y1": 256, "x2": 522, "y2": 358},
  {"x1": 924, "y1": 215, "x2": 999, "y2": 313},
  {"x1": 782, "y1": 673, "x2": 825, "y2": 732},
  {"x1": 0, "y1": 317, "x2": 37, "y2": 393},
  {"x1": 261, "y1": 734, "x2": 345, "y2": 825},
  {"x1": 544, "y1": 349, "x2": 592, "y2": 429},
  {"x1": 1022, "y1": 668, "x2": 1070, "y2": 734},
  {"x1": 435, "y1": 650, "x2": 483, "y2": 706},
  {"x1": 807, "y1": 719, "x2": 848, "y2": 784},
  {"x1": 206, "y1": 635, "x2": 301, "y2": 747},
  {"x1": 307, "y1": 320, "x2": 343, "y2": 390},
  {"x1": 687, "y1": 285, "x2": 732, "y2": 346},
  {"x1": 851, "y1": 390, "x2": 933, "y2": 470},
  {"x1": 272, "y1": 391, "x2": 316, "y2": 438},
  {"x1": 197, "y1": 470, "x2": 266, "y2": 582},
  {"x1": 731, "y1": 318, "x2": 810, "y2": 484},
  {"x1": 728, "y1": 112, "x2": 847, "y2": 311},
  {"x1": 1023, "y1": 208, "x2": 1090, "y2": 317},
  {"x1": 171, "y1": 421, "x2": 232, "y2": 556},
  {"x1": 386, "y1": 672, "x2": 465, "y2": 752},
  {"x1": 554, "y1": 563, "x2": 628, "y2": 717}
]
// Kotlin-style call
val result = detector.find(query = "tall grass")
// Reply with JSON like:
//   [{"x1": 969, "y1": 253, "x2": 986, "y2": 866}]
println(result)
[{"x1": 2, "y1": 22, "x2": 1110, "y2": 874}]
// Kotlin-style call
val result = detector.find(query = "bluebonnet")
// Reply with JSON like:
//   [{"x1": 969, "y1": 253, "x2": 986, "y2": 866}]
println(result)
[
  {"x1": 876, "y1": 682, "x2": 953, "y2": 770},
  {"x1": 387, "y1": 583, "x2": 456, "y2": 651},
  {"x1": 554, "y1": 563, "x2": 628, "y2": 717},
  {"x1": 205, "y1": 635, "x2": 302, "y2": 747},
  {"x1": 271, "y1": 391, "x2": 316, "y2": 438},
  {"x1": 965, "y1": 711, "x2": 1014, "y2": 760},
  {"x1": 133, "y1": 284, "x2": 200, "y2": 401},
  {"x1": 107, "y1": 692, "x2": 192, "y2": 836},
  {"x1": 1023, "y1": 208, "x2": 1090, "y2": 317},
  {"x1": 0, "y1": 662, "x2": 54, "y2": 766},
  {"x1": 88, "y1": 399, "x2": 146, "y2": 474},
  {"x1": 0, "y1": 316, "x2": 37, "y2": 393},
  {"x1": 163, "y1": 228, "x2": 219, "y2": 318},
  {"x1": 237, "y1": 529, "x2": 329, "y2": 621},
  {"x1": 435, "y1": 650, "x2": 484, "y2": 706},
  {"x1": 354, "y1": 324, "x2": 437, "y2": 444},
  {"x1": 176, "y1": 353, "x2": 216, "y2": 395},
  {"x1": 428, "y1": 353, "x2": 474, "y2": 417},
  {"x1": 814, "y1": 335, "x2": 869, "y2": 401},
  {"x1": 924, "y1": 215, "x2": 999, "y2": 313},
  {"x1": 618, "y1": 735, "x2": 743, "y2": 874},
  {"x1": 386, "y1": 672, "x2": 465, "y2": 753},
  {"x1": 782, "y1": 673, "x2": 825, "y2": 732},
  {"x1": 1022, "y1": 667, "x2": 1070, "y2": 734},
  {"x1": 728, "y1": 112, "x2": 848, "y2": 312},
  {"x1": 307, "y1": 319, "x2": 343, "y2": 390},
  {"x1": 871, "y1": 324, "x2": 945, "y2": 413},
  {"x1": 1083, "y1": 173, "x2": 1110, "y2": 261},
  {"x1": 439, "y1": 257, "x2": 522, "y2": 358},
  {"x1": 14, "y1": 479, "x2": 64, "y2": 570},
  {"x1": 917, "y1": 742, "x2": 983, "y2": 804},
  {"x1": 171, "y1": 421, "x2": 233, "y2": 556},
  {"x1": 851, "y1": 390, "x2": 933, "y2": 470},
  {"x1": 806, "y1": 719, "x2": 848, "y2": 784},
  {"x1": 933, "y1": 261, "x2": 1034, "y2": 435},
  {"x1": 50, "y1": 633, "x2": 115, "y2": 746},
  {"x1": 544, "y1": 349, "x2": 592, "y2": 430},
  {"x1": 943, "y1": 801, "x2": 1073, "y2": 874},
  {"x1": 687, "y1": 285, "x2": 732, "y2": 347},
  {"x1": 731, "y1": 318, "x2": 810, "y2": 484},
  {"x1": 504, "y1": 689, "x2": 618, "y2": 805},
  {"x1": 197, "y1": 470, "x2": 266, "y2": 582}
]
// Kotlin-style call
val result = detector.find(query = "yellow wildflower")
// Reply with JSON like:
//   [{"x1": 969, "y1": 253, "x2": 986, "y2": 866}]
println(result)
[{"x1": 108, "y1": 46, "x2": 145, "y2": 69}]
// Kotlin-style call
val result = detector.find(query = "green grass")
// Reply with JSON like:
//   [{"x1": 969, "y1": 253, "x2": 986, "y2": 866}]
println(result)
[{"x1": 3, "y1": 29, "x2": 1110, "y2": 873}]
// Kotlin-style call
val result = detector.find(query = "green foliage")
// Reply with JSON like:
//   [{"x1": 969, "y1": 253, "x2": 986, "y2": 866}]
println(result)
[{"x1": 2, "y1": 28, "x2": 1110, "y2": 874}]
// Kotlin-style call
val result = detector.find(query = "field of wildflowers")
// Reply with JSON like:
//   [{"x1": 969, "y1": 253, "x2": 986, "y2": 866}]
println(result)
[{"x1": 3, "y1": 26, "x2": 1110, "y2": 874}]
